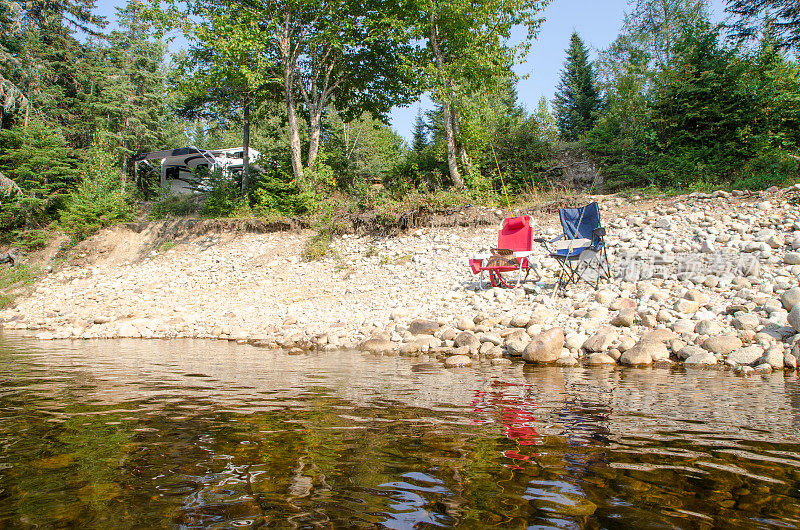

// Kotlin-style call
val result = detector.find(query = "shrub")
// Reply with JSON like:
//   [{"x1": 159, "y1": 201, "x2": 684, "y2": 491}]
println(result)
[
  {"x1": 0, "y1": 120, "x2": 80, "y2": 231},
  {"x1": 250, "y1": 160, "x2": 314, "y2": 216},
  {"x1": 199, "y1": 167, "x2": 246, "y2": 218},
  {"x1": 60, "y1": 135, "x2": 133, "y2": 240},
  {"x1": 148, "y1": 192, "x2": 202, "y2": 219}
]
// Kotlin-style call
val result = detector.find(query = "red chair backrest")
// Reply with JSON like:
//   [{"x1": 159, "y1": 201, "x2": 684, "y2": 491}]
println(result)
[{"x1": 498, "y1": 216, "x2": 532, "y2": 252}]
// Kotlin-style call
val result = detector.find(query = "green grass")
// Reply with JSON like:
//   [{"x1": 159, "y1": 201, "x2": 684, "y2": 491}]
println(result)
[
  {"x1": 0, "y1": 265, "x2": 39, "y2": 309},
  {"x1": 0, "y1": 293, "x2": 13, "y2": 309},
  {"x1": 302, "y1": 232, "x2": 332, "y2": 261}
]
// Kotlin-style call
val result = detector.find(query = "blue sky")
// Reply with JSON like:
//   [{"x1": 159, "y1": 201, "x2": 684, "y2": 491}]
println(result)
[{"x1": 95, "y1": 0, "x2": 728, "y2": 142}]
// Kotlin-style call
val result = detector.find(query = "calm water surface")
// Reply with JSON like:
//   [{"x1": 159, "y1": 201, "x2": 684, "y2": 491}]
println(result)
[{"x1": 1, "y1": 333, "x2": 800, "y2": 528}]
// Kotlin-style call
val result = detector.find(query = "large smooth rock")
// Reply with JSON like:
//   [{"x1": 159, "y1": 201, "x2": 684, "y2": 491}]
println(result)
[
  {"x1": 583, "y1": 328, "x2": 617, "y2": 352},
  {"x1": 611, "y1": 308, "x2": 635, "y2": 327},
  {"x1": 684, "y1": 289, "x2": 709, "y2": 305},
  {"x1": 761, "y1": 347, "x2": 785, "y2": 370},
  {"x1": 789, "y1": 304, "x2": 800, "y2": 333},
  {"x1": 727, "y1": 345, "x2": 765, "y2": 366},
  {"x1": 732, "y1": 313, "x2": 760, "y2": 331},
  {"x1": 586, "y1": 353, "x2": 617, "y2": 365},
  {"x1": 702, "y1": 335, "x2": 743, "y2": 355},
  {"x1": 504, "y1": 329, "x2": 530, "y2": 357},
  {"x1": 522, "y1": 328, "x2": 565, "y2": 363},
  {"x1": 455, "y1": 316, "x2": 475, "y2": 331},
  {"x1": 444, "y1": 355, "x2": 472, "y2": 368},
  {"x1": 359, "y1": 338, "x2": 395, "y2": 354},
  {"x1": 695, "y1": 320, "x2": 722, "y2": 336},
  {"x1": 642, "y1": 328, "x2": 678, "y2": 343},
  {"x1": 620, "y1": 340, "x2": 666, "y2": 366},
  {"x1": 677, "y1": 345, "x2": 705, "y2": 360},
  {"x1": 510, "y1": 314, "x2": 531, "y2": 327},
  {"x1": 674, "y1": 299, "x2": 700, "y2": 314},
  {"x1": 785, "y1": 252, "x2": 800, "y2": 265},
  {"x1": 781, "y1": 287, "x2": 800, "y2": 311},
  {"x1": 454, "y1": 331, "x2": 480, "y2": 353},
  {"x1": 409, "y1": 319, "x2": 439, "y2": 335},
  {"x1": 684, "y1": 350, "x2": 718, "y2": 367}
]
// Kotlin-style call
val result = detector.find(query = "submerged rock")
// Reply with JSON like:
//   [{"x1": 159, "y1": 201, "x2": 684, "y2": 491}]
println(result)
[
  {"x1": 444, "y1": 354, "x2": 472, "y2": 368},
  {"x1": 727, "y1": 345, "x2": 765, "y2": 366}
]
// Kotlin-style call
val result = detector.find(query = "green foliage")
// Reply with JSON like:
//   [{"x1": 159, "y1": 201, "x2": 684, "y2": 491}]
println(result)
[
  {"x1": 482, "y1": 116, "x2": 553, "y2": 194},
  {"x1": 148, "y1": 192, "x2": 201, "y2": 219},
  {"x1": 725, "y1": 0, "x2": 800, "y2": 51},
  {"x1": 534, "y1": 96, "x2": 559, "y2": 143},
  {"x1": 324, "y1": 111, "x2": 407, "y2": 190},
  {"x1": 251, "y1": 161, "x2": 314, "y2": 216},
  {"x1": 13, "y1": 226, "x2": 55, "y2": 252},
  {"x1": 93, "y1": 1, "x2": 167, "y2": 180},
  {"x1": 587, "y1": 3, "x2": 800, "y2": 192},
  {"x1": 0, "y1": 264, "x2": 38, "y2": 308},
  {"x1": 554, "y1": 32, "x2": 602, "y2": 141},
  {"x1": 61, "y1": 136, "x2": 134, "y2": 240},
  {"x1": 0, "y1": 120, "x2": 79, "y2": 230},
  {"x1": 198, "y1": 168, "x2": 246, "y2": 218},
  {"x1": 411, "y1": 110, "x2": 428, "y2": 152},
  {"x1": 301, "y1": 200, "x2": 351, "y2": 261}
]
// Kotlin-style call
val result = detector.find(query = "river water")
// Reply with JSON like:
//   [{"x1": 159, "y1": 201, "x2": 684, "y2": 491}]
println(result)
[{"x1": 1, "y1": 334, "x2": 799, "y2": 528}]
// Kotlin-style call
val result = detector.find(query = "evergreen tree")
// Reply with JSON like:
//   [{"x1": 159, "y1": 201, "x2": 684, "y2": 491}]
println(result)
[
  {"x1": 725, "y1": 0, "x2": 800, "y2": 50},
  {"x1": 554, "y1": 32, "x2": 601, "y2": 141},
  {"x1": 94, "y1": 0, "x2": 166, "y2": 181},
  {"x1": 411, "y1": 110, "x2": 428, "y2": 152},
  {"x1": 0, "y1": 119, "x2": 79, "y2": 229}
]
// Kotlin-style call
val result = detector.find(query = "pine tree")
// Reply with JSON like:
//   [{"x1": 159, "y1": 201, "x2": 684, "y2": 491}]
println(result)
[
  {"x1": 94, "y1": 0, "x2": 166, "y2": 181},
  {"x1": 0, "y1": 120, "x2": 79, "y2": 229},
  {"x1": 411, "y1": 109, "x2": 428, "y2": 152},
  {"x1": 725, "y1": 0, "x2": 800, "y2": 50},
  {"x1": 554, "y1": 32, "x2": 602, "y2": 141}
]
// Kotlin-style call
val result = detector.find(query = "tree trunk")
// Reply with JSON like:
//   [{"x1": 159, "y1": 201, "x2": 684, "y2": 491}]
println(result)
[
  {"x1": 122, "y1": 118, "x2": 129, "y2": 190},
  {"x1": 307, "y1": 110, "x2": 322, "y2": 168},
  {"x1": 451, "y1": 108, "x2": 472, "y2": 173},
  {"x1": 241, "y1": 102, "x2": 251, "y2": 193},
  {"x1": 429, "y1": 24, "x2": 464, "y2": 189},
  {"x1": 285, "y1": 73, "x2": 304, "y2": 185},
  {"x1": 121, "y1": 147, "x2": 128, "y2": 190}
]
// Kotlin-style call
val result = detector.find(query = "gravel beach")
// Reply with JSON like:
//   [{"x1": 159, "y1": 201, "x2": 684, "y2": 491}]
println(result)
[{"x1": 3, "y1": 186, "x2": 800, "y2": 374}]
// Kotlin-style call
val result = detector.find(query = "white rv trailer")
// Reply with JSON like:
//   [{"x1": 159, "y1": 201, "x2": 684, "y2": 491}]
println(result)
[{"x1": 132, "y1": 146, "x2": 260, "y2": 194}]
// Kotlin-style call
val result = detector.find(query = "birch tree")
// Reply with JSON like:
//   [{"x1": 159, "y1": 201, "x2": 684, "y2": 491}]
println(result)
[{"x1": 411, "y1": 0, "x2": 550, "y2": 189}]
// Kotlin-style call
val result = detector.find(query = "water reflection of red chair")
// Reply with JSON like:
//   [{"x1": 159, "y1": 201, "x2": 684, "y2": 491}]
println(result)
[{"x1": 471, "y1": 384, "x2": 540, "y2": 469}]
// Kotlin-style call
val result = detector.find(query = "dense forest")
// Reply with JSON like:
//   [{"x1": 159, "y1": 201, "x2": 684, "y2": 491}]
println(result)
[{"x1": 0, "y1": 0, "x2": 798, "y2": 248}]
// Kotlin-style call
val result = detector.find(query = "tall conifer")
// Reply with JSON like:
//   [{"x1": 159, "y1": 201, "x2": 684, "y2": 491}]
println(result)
[{"x1": 554, "y1": 32, "x2": 601, "y2": 141}]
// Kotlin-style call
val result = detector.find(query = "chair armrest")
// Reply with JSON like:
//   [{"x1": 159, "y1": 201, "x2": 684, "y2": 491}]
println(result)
[
  {"x1": 593, "y1": 227, "x2": 606, "y2": 237},
  {"x1": 533, "y1": 237, "x2": 546, "y2": 243}
]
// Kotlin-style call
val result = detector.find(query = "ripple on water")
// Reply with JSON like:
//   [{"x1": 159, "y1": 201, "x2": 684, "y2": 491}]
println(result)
[{"x1": 0, "y1": 333, "x2": 799, "y2": 528}]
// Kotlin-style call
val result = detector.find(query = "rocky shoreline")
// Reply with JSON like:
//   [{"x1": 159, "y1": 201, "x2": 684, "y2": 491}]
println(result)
[{"x1": 2, "y1": 186, "x2": 800, "y2": 376}]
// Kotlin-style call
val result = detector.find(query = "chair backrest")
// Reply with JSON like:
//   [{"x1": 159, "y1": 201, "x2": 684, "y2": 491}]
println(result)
[
  {"x1": 497, "y1": 216, "x2": 532, "y2": 252},
  {"x1": 559, "y1": 202, "x2": 602, "y2": 242}
]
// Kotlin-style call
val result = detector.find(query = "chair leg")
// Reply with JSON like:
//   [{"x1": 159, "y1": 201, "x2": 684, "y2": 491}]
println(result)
[{"x1": 602, "y1": 247, "x2": 613, "y2": 281}]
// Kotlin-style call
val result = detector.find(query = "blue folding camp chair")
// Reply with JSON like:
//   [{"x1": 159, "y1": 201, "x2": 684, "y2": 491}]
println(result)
[{"x1": 536, "y1": 202, "x2": 611, "y2": 292}]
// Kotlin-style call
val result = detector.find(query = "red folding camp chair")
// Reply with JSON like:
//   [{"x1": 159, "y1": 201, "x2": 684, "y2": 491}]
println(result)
[{"x1": 469, "y1": 215, "x2": 540, "y2": 289}]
